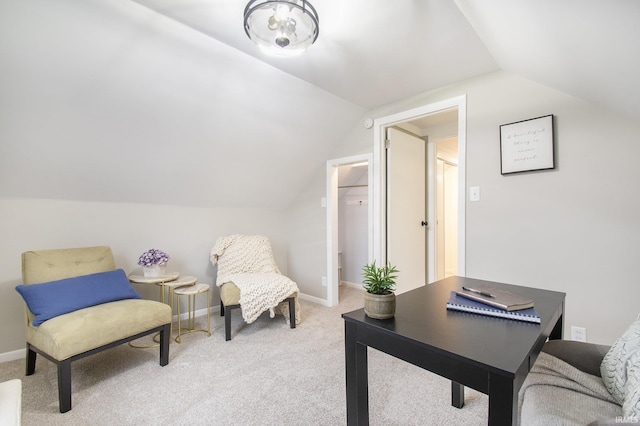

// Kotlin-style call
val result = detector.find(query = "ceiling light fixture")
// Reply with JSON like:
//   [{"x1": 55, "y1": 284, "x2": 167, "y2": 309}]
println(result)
[{"x1": 244, "y1": 0, "x2": 319, "y2": 57}]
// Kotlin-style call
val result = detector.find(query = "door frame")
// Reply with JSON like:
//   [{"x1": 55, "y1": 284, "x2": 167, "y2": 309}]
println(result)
[
  {"x1": 326, "y1": 154, "x2": 373, "y2": 307},
  {"x1": 372, "y1": 95, "x2": 467, "y2": 281}
]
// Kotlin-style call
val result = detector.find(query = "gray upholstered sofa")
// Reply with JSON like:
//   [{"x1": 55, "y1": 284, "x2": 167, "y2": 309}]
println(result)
[{"x1": 519, "y1": 316, "x2": 640, "y2": 425}]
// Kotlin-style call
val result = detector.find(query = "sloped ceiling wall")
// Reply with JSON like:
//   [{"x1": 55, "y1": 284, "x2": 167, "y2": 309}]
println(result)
[
  {"x1": 0, "y1": 0, "x2": 365, "y2": 209},
  {"x1": 455, "y1": 0, "x2": 640, "y2": 123},
  {"x1": 132, "y1": 0, "x2": 500, "y2": 109}
]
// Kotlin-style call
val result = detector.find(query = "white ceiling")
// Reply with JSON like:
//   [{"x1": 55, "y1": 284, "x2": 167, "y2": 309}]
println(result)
[
  {"x1": 134, "y1": 0, "x2": 640, "y2": 121},
  {"x1": 2, "y1": 0, "x2": 639, "y2": 210},
  {"x1": 132, "y1": 0, "x2": 499, "y2": 109}
]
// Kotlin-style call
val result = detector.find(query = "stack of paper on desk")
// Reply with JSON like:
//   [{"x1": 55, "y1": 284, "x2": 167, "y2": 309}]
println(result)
[{"x1": 446, "y1": 286, "x2": 540, "y2": 323}]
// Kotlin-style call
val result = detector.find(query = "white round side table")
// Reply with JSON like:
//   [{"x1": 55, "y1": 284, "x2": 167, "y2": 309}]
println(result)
[
  {"x1": 128, "y1": 272, "x2": 180, "y2": 304},
  {"x1": 173, "y1": 283, "x2": 211, "y2": 343}
]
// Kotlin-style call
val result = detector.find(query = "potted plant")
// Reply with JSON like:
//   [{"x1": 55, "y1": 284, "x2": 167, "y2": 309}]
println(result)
[
  {"x1": 361, "y1": 260, "x2": 399, "y2": 319},
  {"x1": 138, "y1": 248, "x2": 170, "y2": 277}
]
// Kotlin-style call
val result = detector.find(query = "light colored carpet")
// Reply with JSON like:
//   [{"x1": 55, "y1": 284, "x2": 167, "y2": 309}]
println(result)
[{"x1": 0, "y1": 286, "x2": 488, "y2": 425}]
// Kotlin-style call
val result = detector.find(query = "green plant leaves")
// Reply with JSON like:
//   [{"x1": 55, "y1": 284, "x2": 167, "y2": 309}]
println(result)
[{"x1": 361, "y1": 260, "x2": 399, "y2": 295}]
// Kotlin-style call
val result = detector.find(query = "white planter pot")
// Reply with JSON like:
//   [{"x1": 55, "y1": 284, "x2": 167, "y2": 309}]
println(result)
[{"x1": 143, "y1": 263, "x2": 167, "y2": 277}]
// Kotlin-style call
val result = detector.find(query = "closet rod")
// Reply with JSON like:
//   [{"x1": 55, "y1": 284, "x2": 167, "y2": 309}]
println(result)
[{"x1": 338, "y1": 184, "x2": 368, "y2": 189}]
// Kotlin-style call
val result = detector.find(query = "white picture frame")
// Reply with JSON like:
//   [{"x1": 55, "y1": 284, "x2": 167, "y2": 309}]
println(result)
[{"x1": 500, "y1": 115, "x2": 554, "y2": 174}]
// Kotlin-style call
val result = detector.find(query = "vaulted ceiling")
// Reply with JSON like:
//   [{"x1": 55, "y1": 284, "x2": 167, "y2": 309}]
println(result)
[
  {"x1": 1, "y1": 1, "x2": 638, "y2": 209},
  {"x1": 134, "y1": 0, "x2": 640, "y2": 119}
]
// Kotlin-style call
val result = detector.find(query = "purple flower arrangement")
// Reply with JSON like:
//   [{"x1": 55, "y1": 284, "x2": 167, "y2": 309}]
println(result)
[{"x1": 137, "y1": 248, "x2": 170, "y2": 267}]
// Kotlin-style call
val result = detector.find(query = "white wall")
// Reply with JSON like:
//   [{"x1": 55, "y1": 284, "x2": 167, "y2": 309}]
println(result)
[
  {"x1": 338, "y1": 185, "x2": 369, "y2": 284},
  {"x1": 460, "y1": 72, "x2": 640, "y2": 345},
  {"x1": 3, "y1": 69, "x2": 638, "y2": 356},
  {"x1": 287, "y1": 70, "x2": 640, "y2": 345},
  {"x1": 410, "y1": 72, "x2": 639, "y2": 344},
  {"x1": 0, "y1": 198, "x2": 286, "y2": 355}
]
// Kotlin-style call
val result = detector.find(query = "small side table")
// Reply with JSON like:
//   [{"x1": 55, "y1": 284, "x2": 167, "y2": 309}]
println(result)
[
  {"x1": 128, "y1": 272, "x2": 181, "y2": 304},
  {"x1": 160, "y1": 275, "x2": 198, "y2": 308},
  {"x1": 128, "y1": 273, "x2": 198, "y2": 345},
  {"x1": 173, "y1": 283, "x2": 211, "y2": 343}
]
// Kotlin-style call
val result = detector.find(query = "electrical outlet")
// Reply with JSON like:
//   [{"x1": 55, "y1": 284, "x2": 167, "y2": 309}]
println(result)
[
  {"x1": 571, "y1": 326, "x2": 587, "y2": 342},
  {"x1": 321, "y1": 276, "x2": 327, "y2": 287}
]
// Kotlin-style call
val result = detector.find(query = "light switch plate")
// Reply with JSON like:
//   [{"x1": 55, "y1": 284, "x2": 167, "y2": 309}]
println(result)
[{"x1": 470, "y1": 186, "x2": 480, "y2": 202}]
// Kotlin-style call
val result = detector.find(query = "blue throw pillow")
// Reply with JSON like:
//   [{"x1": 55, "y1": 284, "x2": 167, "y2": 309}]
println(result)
[{"x1": 15, "y1": 269, "x2": 141, "y2": 326}]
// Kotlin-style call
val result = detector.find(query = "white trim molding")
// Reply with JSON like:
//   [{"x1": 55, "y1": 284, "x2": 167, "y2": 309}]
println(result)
[{"x1": 373, "y1": 95, "x2": 467, "y2": 279}]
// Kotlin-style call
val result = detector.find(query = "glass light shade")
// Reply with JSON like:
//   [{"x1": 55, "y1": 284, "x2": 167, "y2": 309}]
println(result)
[{"x1": 244, "y1": 0, "x2": 319, "y2": 57}]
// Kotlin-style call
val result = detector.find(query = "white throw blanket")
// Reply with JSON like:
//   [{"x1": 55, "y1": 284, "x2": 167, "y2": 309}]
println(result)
[
  {"x1": 518, "y1": 352, "x2": 621, "y2": 426},
  {"x1": 210, "y1": 235, "x2": 300, "y2": 325}
]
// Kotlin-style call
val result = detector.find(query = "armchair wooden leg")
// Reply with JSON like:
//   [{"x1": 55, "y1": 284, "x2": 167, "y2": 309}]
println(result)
[
  {"x1": 225, "y1": 305, "x2": 232, "y2": 341},
  {"x1": 58, "y1": 359, "x2": 72, "y2": 413},
  {"x1": 159, "y1": 323, "x2": 170, "y2": 366},
  {"x1": 288, "y1": 297, "x2": 296, "y2": 329},
  {"x1": 26, "y1": 345, "x2": 37, "y2": 375},
  {"x1": 220, "y1": 298, "x2": 225, "y2": 316}
]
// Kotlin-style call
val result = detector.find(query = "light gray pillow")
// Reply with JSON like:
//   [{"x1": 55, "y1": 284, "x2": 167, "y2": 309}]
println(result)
[
  {"x1": 601, "y1": 314, "x2": 640, "y2": 404},
  {"x1": 623, "y1": 350, "x2": 640, "y2": 418}
]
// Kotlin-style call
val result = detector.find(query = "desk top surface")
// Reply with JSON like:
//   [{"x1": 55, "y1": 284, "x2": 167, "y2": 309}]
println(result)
[{"x1": 343, "y1": 276, "x2": 565, "y2": 375}]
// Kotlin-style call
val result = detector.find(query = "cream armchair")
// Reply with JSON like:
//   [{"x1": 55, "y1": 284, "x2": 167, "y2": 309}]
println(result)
[
  {"x1": 17, "y1": 246, "x2": 172, "y2": 413},
  {"x1": 211, "y1": 235, "x2": 299, "y2": 340}
]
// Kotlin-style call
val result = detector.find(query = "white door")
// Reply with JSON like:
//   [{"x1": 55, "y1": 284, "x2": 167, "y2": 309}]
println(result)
[{"x1": 386, "y1": 128, "x2": 426, "y2": 294}]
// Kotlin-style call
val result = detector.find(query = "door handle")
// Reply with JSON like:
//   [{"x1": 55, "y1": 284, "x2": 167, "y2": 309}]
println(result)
[{"x1": 421, "y1": 221, "x2": 428, "y2": 227}]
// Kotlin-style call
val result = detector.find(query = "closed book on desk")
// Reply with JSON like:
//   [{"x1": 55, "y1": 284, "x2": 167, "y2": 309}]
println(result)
[
  {"x1": 446, "y1": 292, "x2": 541, "y2": 323},
  {"x1": 455, "y1": 285, "x2": 534, "y2": 311}
]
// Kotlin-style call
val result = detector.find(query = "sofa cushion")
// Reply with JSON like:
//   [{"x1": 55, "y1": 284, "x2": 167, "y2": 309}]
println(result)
[
  {"x1": 520, "y1": 381, "x2": 621, "y2": 425},
  {"x1": 519, "y1": 352, "x2": 621, "y2": 425},
  {"x1": 601, "y1": 314, "x2": 640, "y2": 404},
  {"x1": 543, "y1": 340, "x2": 610, "y2": 377},
  {"x1": 220, "y1": 281, "x2": 241, "y2": 306},
  {"x1": 16, "y1": 269, "x2": 140, "y2": 326},
  {"x1": 25, "y1": 299, "x2": 171, "y2": 360}
]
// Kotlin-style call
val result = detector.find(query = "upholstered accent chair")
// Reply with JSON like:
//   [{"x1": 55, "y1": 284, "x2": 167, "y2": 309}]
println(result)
[
  {"x1": 18, "y1": 246, "x2": 172, "y2": 413},
  {"x1": 210, "y1": 235, "x2": 299, "y2": 341}
]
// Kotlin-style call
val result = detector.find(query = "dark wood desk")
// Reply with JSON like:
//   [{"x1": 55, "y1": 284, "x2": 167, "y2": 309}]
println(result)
[{"x1": 342, "y1": 276, "x2": 565, "y2": 425}]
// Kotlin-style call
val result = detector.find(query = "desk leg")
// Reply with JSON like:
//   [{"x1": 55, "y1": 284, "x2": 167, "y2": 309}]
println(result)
[
  {"x1": 488, "y1": 373, "x2": 517, "y2": 426},
  {"x1": 451, "y1": 381, "x2": 464, "y2": 408},
  {"x1": 345, "y1": 322, "x2": 369, "y2": 425},
  {"x1": 549, "y1": 311, "x2": 563, "y2": 340}
]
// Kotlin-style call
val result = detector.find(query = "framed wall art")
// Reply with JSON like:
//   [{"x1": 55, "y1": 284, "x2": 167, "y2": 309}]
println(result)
[{"x1": 500, "y1": 114, "x2": 554, "y2": 174}]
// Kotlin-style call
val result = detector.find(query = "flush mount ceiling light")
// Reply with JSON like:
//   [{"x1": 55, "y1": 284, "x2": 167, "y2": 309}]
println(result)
[{"x1": 244, "y1": 0, "x2": 319, "y2": 57}]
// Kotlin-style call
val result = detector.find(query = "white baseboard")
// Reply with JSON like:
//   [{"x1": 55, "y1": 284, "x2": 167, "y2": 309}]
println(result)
[
  {"x1": 0, "y1": 349, "x2": 25, "y2": 363},
  {"x1": 341, "y1": 281, "x2": 364, "y2": 291},
  {"x1": 297, "y1": 292, "x2": 331, "y2": 307},
  {"x1": 174, "y1": 305, "x2": 220, "y2": 322}
]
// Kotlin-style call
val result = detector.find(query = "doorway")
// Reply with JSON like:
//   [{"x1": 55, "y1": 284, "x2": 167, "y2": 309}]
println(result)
[
  {"x1": 326, "y1": 154, "x2": 373, "y2": 306},
  {"x1": 373, "y1": 95, "x2": 466, "y2": 283},
  {"x1": 435, "y1": 137, "x2": 459, "y2": 280}
]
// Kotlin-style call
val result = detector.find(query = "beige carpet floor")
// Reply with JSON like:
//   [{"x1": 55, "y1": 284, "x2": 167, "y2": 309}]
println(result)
[{"x1": 0, "y1": 286, "x2": 488, "y2": 425}]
